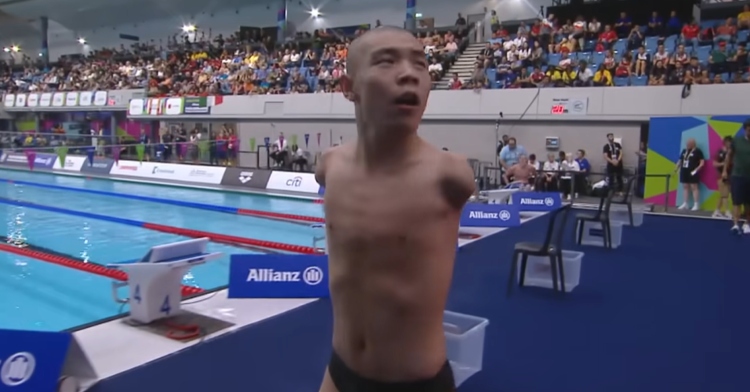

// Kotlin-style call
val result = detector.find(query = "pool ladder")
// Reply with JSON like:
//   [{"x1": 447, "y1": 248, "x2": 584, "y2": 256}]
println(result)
[{"x1": 310, "y1": 224, "x2": 326, "y2": 254}]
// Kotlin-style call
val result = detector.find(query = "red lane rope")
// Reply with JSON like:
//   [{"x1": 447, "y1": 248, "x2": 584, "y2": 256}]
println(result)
[
  {"x1": 141, "y1": 223, "x2": 320, "y2": 254},
  {"x1": 236, "y1": 209, "x2": 325, "y2": 223},
  {"x1": 0, "y1": 243, "x2": 203, "y2": 297}
]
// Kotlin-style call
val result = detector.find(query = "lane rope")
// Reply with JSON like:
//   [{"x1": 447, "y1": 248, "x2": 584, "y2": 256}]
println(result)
[
  {"x1": 0, "y1": 178, "x2": 325, "y2": 224},
  {"x1": 0, "y1": 196, "x2": 319, "y2": 254},
  {"x1": 0, "y1": 243, "x2": 203, "y2": 297}
]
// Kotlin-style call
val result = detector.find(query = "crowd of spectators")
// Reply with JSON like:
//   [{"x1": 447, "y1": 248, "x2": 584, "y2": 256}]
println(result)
[
  {"x1": 0, "y1": 23, "x2": 463, "y2": 96},
  {"x1": 456, "y1": 6, "x2": 750, "y2": 89}
]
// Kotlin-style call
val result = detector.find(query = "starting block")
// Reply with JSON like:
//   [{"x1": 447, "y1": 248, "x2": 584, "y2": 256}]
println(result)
[{"x1": 109, "y1": 238, "x2": 222, "y2": 324}]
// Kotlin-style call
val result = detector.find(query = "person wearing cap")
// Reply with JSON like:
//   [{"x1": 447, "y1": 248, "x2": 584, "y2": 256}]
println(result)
[{"x1": 723, "y1": 120, "x2": 750, "y2": 234}]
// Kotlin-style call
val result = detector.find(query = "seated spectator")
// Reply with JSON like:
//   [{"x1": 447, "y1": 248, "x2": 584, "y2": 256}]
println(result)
[
  {"x1": 681, "y1": 20, "x2": 701, "y2": 48},
  {"x1": 714, "y1": 18, "x2": 736, "y2": 44},
  {"x1": 575, "y1": 60, "x2": 594, "y2": 86},
  {"x1": 685, "y1": 57, "x2": 708, "y2": 84},
  {"x1": 652, "y1": 44, "x2": 669, "y2": 65},
  {"x1": 670, "y1": 44, "x2": 690, "y2": 69},
  {"x1": 503, "y1": 155, "x2": 536, "y2": 187},
  {"x1": 709, "y1": 41, "x2": 731, "y2": 75},
  {"x1": 739, "y1": 5, "x2": 750, "y2": 30},
  {"x1": 540, "y1": 153, "x2": 560, "y2": 192},
  {"x1": 499, "y1": 137, "x2": 527, "y2": 170},
  {"x1": 448, "y1": 73, "x2": 462, "y2": 90},
  {"x1": 428, "y1": 58, "x2": 443, "y2": 81},
  {"x1": 666, "y1": 61, "x2": 686, "y2": 85},
  {"x1": 599, "y1": 25, "x2": 617, "y2": 49},
  {"x1": 633, "y1": 46, "x2": 650, "y2": 77},
  {"x1": 560, "y1": 153, "x2": 581, "y2": 200},
  {"x1": 647, "y1": 11, "x2": 664, "y2": 36},
  {"x1": 615, "y1": 12, "x2": 633, "y2": 38},
  {"x1": 666, "y1": 10, "x2": 682, "y2": 36},
  {"x1": 729, "y1": 45, "x2": 748, "y2": 75},
  {"x1": 615, "y1": 53, "x2": 633, "y2": 78},
  {"x1": 593, "y1": 64, "x2": 614, "y2": 86},
  {"x1": 588, "y1": 17, "x2": 602, "y2": 40},
  {"x1": 626, "y1": 25, "x2": 644, "y2": 51},
  {"x1": 649, "y1": 60, "x2": 668, "y2": 85},
  {"x1": 290, "y1": 144, "x2": 308, "y2": 171}
]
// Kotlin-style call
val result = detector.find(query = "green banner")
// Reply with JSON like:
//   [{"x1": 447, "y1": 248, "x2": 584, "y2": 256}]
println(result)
[
  {"x1": 249, "y1": 137, "x2": 256, "y2": 152},
  {"x1": 183, "y1": 97, "x2": 210, "y2": 114},
  {"x1": 291, "y1": 134, "x2": 298, "y2": 146},
  {"x1": 55, "y1": 145, "x2": 68, "y2": 168},
  {"x1": 198, "y1": 140, "x2": 209, "y2": 153},
  {"x1": 135, "y1": 144, "x2": 145, "y2": 162}
]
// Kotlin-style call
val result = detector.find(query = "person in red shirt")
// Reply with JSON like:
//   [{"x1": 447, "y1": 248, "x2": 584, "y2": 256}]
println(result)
[
  {"x1": 714, "y1": 18, "x2": 737, "y2": 44},
  {"x1": 681, "y1": 20, "x2": 700, "y2": 49},
  {"x1": 448, "y1": 73, "x2": 462, "y2": 89},
  {"x1": 598, "y1": 25, "x2": 617, "y2": 50}
]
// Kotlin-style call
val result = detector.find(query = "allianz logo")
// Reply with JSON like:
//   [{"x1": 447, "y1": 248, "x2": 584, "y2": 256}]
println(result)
[
  {"x1": 247, "y1": 267, "x2": 323, "y2": 285},
  {"x1": 519, "y1": 197, "x2": 555, "y2": 207},
  {"x1": 468, "y1": 210, "x2": 511, "y2": 221}
]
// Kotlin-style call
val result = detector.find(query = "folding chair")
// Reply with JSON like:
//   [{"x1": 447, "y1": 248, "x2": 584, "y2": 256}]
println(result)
[
  {"x1": 507, "y1": 203, "x2": 573, "y2": 297},
  {"x1": 575, "y1": 188, "x2": 616, "y2": 248},
  {"x1": 611, "y1": 175, "x2": 637, "y2": 226}
]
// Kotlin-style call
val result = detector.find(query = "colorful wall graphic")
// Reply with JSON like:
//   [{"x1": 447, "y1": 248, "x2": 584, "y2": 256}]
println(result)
[{"x1": 645, "y1": 116, "x2": 748, "y2": 211}]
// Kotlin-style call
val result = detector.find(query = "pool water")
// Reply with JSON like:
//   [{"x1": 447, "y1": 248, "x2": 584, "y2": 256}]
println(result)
[{"x1": 0, "y1": 169, "x2": 323, "y2": 332}]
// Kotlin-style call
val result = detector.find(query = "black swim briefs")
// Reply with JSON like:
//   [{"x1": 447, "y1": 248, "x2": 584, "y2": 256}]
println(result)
[{"x1": 328, "y1": 350, "x2": 455, "y2": 392}]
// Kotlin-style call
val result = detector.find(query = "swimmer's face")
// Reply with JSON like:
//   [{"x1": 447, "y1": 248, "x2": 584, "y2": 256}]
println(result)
[{"x1": 343, "y1": 29, "x2": 430, "y2": 129}]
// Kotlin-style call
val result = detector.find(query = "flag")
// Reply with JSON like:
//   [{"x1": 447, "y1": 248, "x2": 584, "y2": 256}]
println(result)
[
  {"x1": 55, "y1": 145, "x2": 68, "y2": 168},
  {"x1": 263, "y1": 137, "x2": 270, "y2": 148},
  {"x1": 25, "y1": 149, "x2": 36, "y2": 170},
  {"x1": 304, "y1": 134, "x2": 309, "y2": 148},
  {"x1": 317, "y1": 132, "x2": 321, "y2": 147},
  {"x1": 135, "y1": 144, "x2": 145, "y2": 163},
  {"x1": 291, "y1": 134, "x2": 298, "y2": 146},
  {"x1": 86, "y1": 147, "x2": 95, "y2": 166},
  {"x1": 112, "y1": 146, "x2": 120, "y2": 165},
  {"x1": 249, "y1": 137, "x2": 256, "y2": 152}
]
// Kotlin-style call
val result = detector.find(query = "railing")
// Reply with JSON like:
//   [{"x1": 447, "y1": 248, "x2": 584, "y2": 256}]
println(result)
[{"x1": 474, "y1": 165, "x2": 673, "y2": 212}]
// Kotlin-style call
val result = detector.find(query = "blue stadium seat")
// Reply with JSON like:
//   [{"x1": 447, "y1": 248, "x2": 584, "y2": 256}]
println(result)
[
  {"x1": 696, "y1": 46, "x2": 712, "y2": 62},
  {"x1": 592, "y1": 52, "x2": 606, "y2": 64},
  {"x1": 614, "y1": 77, "x2": 630, "y2": 86},
  {"x1": 645, "y1": 37, "x2": 659, "y2": 50},
  {"x1": 738, "y1": 30, "x2": 749, "y2": 42},
  {"x1": 631, "y1": 76, "x2": 648, "y2": 86},
  {"x1": 613, "y1": 40, "x2": 627, "y2": 53},
  {"x1": 548, "y1": 53, "x2": 562, "y2": 66},
  {"x1": 664, "y1": 35, "x2": 678, "y2": 51}
]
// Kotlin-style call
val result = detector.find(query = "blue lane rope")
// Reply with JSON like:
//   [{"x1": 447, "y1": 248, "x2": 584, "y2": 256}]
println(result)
[
  {"x1": 0, "y1": 178, "x2": 239, "y2": 214},
  {"x1": 0, "y1": 196, "x2": 145, "y2": 227}
]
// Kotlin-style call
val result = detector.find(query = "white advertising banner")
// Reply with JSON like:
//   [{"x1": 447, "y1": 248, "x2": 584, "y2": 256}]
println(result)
[
  {"x1": 52, "y1": 156, "x2": 86, "y2": 171},
  {"x1": 39, "y1": 93, "x2": 52, "y2": 107},
  {"x1": 3, "y1": 94, "x2": 15, "y2": 107},
  {"x1": 15, "y1": 94, "x2": 26, "y2": 107},
  {"x1": 108, "y1": 161, "x2": 226, "y2": 184},
  {"x1": 265, "y1": 171, "x2": 320, "y2": 194},
  {"x1": 79, "y1": 91, "x2": 93, "y2": 106},
  {"x1": 26, "y1": 93, "x2": 39, "y2": 107},
  {"x1": 52, "y1": 93, "x2": 65, "y2": 107}
]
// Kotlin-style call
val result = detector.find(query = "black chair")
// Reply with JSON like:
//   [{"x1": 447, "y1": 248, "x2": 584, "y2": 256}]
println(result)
[
  {"x1": 575, "y1": 188, "x2": 616, "y2": 249},
  {"x1": 611, "y1": 175, "x2": 638, "y2": 226},
  {"x1": 507, "y1": 203, "x2": 573, "y2": 297}
]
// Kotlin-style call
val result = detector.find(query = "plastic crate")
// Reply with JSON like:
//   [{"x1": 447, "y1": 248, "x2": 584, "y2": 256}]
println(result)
[
  {"x1": 516, "y1": 250, "x2": 585, "y2": 292},
  {"x1": 578, "y1": 220, "x2": 623, "y2": 248},
  {"x1": 443, "y1": 311, "x2": 489, "y2": 387},
  {"x1": 609, "y1": 209, "x2": 644, "y2": 226}
]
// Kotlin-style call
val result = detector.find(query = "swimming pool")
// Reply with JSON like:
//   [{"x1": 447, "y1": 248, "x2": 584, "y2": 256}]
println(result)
[{"x1": 0, "y1": 169, "x2": 323, "y2": 332}]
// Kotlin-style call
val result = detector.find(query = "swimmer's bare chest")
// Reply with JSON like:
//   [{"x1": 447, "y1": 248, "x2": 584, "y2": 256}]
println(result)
[{"x1": 322, "y1": 149, "x2": 460, "y2": 379}]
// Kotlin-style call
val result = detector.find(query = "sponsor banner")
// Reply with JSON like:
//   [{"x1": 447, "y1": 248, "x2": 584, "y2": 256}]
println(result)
[
  {"x1": 52, "y1": 156, "x2": 86, "y2": 171},
  {"x1": 0, "y1": 329, "x2": 73, "y2": 391},
  {"x1": 51, "y1": 93, "x2": 65, "y2": 107},
  {"x1": 80, "y1": 157, "x2": 115, "y2": 174},
  {"x1": 183, "y1": 97, "x2": 210, "y2": 114},
  {"x1": 108, "y1": 160, "x2": 226, "y2": 184},
  {"x1": 15, "y1": 94, "x2": 26, "y2": 107},
  {"x1": 220, "y1": 168, "x2": 272, "y2": 189},
  {"x1": 460, "y1": 203, "x2": 521, "y2": 227},
  {"x1": 128, "y1": 99, "x2": 144, "y2": 116},
  {"x1": 93, "y1": 91, "x2": 107, "y2": 106},
  {"x1": 146, "y1": 98, "x2": 163, "y2": 115},
  {"x1": 265, "y1": 171, "x2": 320, "y2": 194},
  {"x1": 2, "y1": 153, "x2": 56, "y2": 169},
  {"x1": 26, "y1": 93, "x2": 39, "y2": 107},
  {"x1": 165, "y1": 97, "x2": 183, "y2": 115},
  {"x1": 228, "y1": 254, "x2": 329, "y2": 298},
  {"x1": 65, "y1": 92, "x2": 79, "y2": 106},
  {"x1": 510, "y1": 192, "x2": 562, "y2": 211},
  {"x1": 3, "y1": 94, "x2": 15, "y2": 107},
  {"x1": 79, "y1": 91, "x2": 93, "y2": 106},
  {"x1": 550, "y1": 97, "x2": 588, "y2": 115},
  {"x1": 39, "y1": 93, "x2": 52, "y2": 107}
]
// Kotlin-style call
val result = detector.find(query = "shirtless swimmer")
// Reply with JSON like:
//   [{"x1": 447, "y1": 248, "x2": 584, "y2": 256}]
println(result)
[{"x1": 316, "y1": 26, "x2": 476, "y2": 392}]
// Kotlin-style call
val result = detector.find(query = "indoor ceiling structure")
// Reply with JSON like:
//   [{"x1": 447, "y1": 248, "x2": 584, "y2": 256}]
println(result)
[{"x1": 0, "y1": 0, "x2": 258, "y2": 35}]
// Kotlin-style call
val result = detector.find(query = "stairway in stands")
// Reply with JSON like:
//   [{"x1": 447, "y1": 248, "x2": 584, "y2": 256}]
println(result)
[{"x1": 434, "y1": 42, "x2": 485, "y2": 89}]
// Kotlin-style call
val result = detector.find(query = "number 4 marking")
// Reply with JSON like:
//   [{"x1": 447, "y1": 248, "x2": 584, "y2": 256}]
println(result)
[{"x1": 161, "y1": 295, "x2": 171, "y2": 315}]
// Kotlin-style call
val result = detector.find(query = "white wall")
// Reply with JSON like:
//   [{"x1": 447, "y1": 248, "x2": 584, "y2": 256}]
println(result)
[
  {"x1": 232, "y1": 120, "x2": 640, "y2": 172},
  {"x1": 10, "y1": 0, "x2": 550, "y2": 60}
]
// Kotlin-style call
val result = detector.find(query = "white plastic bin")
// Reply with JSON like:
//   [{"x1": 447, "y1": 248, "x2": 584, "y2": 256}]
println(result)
[
  {"x1": 443, "y1": 311, "x2": 489, "y2": 387},
  {"x1": 578, "y1": 220, "x2": 623, "y2": 248},
  {"x1": 609, "y1": 209, "x2": 644, "y2": 227},
  {"x1": 516, "y1": 250, "x2": 584, "y2": 292}
]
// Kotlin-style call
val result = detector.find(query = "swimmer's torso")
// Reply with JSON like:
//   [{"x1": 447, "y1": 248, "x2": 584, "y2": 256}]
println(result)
[{"x1": 322, "y1": 143, "x2": 461, "y2": 382}]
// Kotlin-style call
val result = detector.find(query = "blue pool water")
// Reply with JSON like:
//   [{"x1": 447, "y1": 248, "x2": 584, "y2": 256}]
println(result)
[{"x1": 0, "y1": 169, "x2": 323, "y2": 332}]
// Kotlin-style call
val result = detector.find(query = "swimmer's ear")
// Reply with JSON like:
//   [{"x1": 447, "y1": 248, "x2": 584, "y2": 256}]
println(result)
[{"x1": 340, "y1": 75, "x2": 357, "y2": 102}]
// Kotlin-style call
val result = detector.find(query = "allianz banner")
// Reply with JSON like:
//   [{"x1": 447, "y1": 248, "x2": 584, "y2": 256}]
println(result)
[
  {"x1": 2, "y1": 152, "x2": 56, "y2": 169},
  {"x1": 125, "y1": 85, "x2": 749, "y2": 121}
]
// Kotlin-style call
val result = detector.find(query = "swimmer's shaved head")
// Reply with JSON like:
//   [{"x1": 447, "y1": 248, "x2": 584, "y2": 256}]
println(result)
[{"x1": 346, "y1": 26, "x2": 420, "y2": 76}]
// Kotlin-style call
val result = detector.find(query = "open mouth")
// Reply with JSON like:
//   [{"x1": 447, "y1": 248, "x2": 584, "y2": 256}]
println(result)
[{"x1": 394, "y1": 92, "x2": 420, "y2": 107}]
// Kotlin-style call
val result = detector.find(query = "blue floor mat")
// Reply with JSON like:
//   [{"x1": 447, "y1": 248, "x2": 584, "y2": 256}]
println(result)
[{"x1": 94, "y1": 213, "x2": 750, "y2": 392}]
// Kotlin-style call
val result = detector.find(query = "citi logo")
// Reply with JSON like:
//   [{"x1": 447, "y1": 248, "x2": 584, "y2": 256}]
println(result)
[{"x1": 286, "y1": 176, "x2": 303, "y2": 187}]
